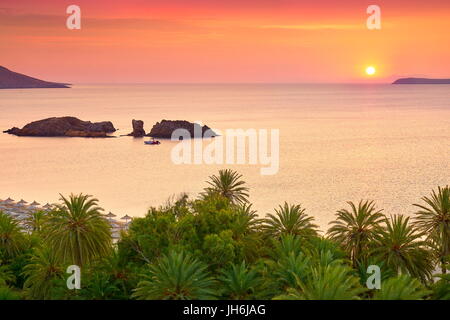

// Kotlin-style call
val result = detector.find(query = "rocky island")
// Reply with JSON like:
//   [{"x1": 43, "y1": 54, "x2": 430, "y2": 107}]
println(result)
[
  {"x1": 4, "y1": 117, "x2": 116, "y2": 137},
  {"x1": 392, "y1": 78, "x2": 450, "y2": 84},
  {"x1": 0, "y1": 66, "x2": 70, "y2": 89},
  {"x1": 148, "y1": 120, "x2": 216, "y2": 139},
  {"x1": 127, "y1": 119, "x2": 146, "y2": 137}
]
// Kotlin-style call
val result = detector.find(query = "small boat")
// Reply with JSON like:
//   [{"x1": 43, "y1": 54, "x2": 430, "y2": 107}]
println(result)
[{"x1": 144, "y1": 138, "x2": 161, "y2": 145}]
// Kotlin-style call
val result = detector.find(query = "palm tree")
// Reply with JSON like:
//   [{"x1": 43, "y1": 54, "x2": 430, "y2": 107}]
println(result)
[
  {"x1": 25, "y1": 210, "x2": 49, "y2": 234},
  {"x1": 271, "y1": 251, "x2": 311, "y2": 290},
  {"x1": 91, "y1": 249, "x2": 136, "y2": 299},
  {"x1": 232, "y1": 203, "x2": 261, "y2": 236},
  {"x1": 272, "y1": 234, "x2": 305, "y2": 258},
  {"x1": 307, "y1": 244, "x2": 348, "y2": 269},
  {"x1": 327, "y1": 200, "x2": 385, "y2": 266},
  {"x1": 413, "y1": 186, "x2": 450, "y2": 273},
  {"x1": 275, "y1": 262, "x2": 365, "y2": 300},
  {"x1": 204, "y1": 169, "x2": 249, "y2": 205},
  {"x1": 262, "y1": 235, "x2": 311, "y2": 294},
  {"x1": 372, "y1": 215, "x2": 434, "y2": 282},
  {"x1": 0, "y1": 263, "x2": 15, "y2": 287},
  {"x1": 219, "y1": 261, "x2": 262, "y2": 299},
  {"x1": 355, "y1": 258, "x2": 396, "y2": 292},
  {"x1": 263, "y1": 202, "x2": 318, "y2": 239},
  {"x1": 373, "y1": 275, "x2": 430, "y2": 300},
  {"x1": 132, "y1": 251, "x2": 216, "y2": 300},
  {"x1": 230, "y1": 204, "x2": 263, "y2": 261},
  {"x1": 0, "y1": 212, "x2": 25, "y2": 260},
  {"x1": 80, "y1": 272, "x2": 121, "y2": 300},
  {"x1": 431, "y1": 268, "x2": 450, "y2": 300},
  {"x1": 22, "y1": 246, "x2": 65, "y2": 300},
  {"x1": 0, "y1": 286, "x2": 20, "y2": 300},
  {"x1": 44, "y1": 193, "x2": 112, "y2": 266}
]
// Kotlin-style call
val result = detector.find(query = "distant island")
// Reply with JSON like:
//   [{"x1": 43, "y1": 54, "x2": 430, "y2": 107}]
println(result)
[
  {"x1": 0, "y1": 66, "x2": 70, "y2": 89},
  {"x1": 392, "y1": 78, "x2": 450, "y2": 84}
]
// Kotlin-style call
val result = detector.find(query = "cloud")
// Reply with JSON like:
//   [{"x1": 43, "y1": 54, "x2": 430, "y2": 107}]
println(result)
[
  {"x1": 0, "y1": 7, "x2": 16, "y2": 14},
  {"x1": 260, "y1": 24, "x2": 362, "y2": 30},
  {"x1": 0, "y1": 12, "x2": 202, "y2": 32}
]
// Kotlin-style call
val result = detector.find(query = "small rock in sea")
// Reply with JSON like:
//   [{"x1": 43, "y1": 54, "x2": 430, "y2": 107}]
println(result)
[{"x1": 127, "y1": 119, "x2": 146, "y2": 137}]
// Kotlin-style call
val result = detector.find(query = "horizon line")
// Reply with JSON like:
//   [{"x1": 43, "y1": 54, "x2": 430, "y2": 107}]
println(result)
[{"x1": 65, "y1": 81, "x2": 393, "y2": 85}]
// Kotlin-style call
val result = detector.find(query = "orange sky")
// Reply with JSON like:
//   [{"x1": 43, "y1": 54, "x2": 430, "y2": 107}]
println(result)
[{"x1": 1, "y1": 0, "x2": 449, "y2": 83}]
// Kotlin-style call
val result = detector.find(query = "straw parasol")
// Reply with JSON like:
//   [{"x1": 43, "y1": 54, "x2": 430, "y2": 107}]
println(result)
[
  {"x1": 121, "y1": 214, "x2": 132, "y2": 229},
  {"x1": 121, "y1": 214, "x2": 132, "y2": 222},
  {"x1": 26, "y1": 201, "x2": 40, "y2": 214},
  {"x1": 16, "y1": 199, "x2": 27, "y2": 207},
  {"x1": 4, "y1": 197, "x2": 14, "y2": 204},
  {"x1": 105, "y1": 212, "x2": 116, "y2": 221}
]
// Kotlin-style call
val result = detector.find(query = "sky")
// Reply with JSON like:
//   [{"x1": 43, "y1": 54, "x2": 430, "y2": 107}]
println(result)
[{"x1": 1, "y1": 0, "x2": 449, "y2": 83}]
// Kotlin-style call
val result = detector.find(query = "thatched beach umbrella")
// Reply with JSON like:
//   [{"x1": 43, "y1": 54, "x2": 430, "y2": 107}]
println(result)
[
  {"x1": 4, "y1": 197, "x2": 14, "y2": 204},
  {"x1": 105, "y1": 212, "x2": 116, "y2": 222},
  {"x1": 121, "y1": 214, "x2": 132, "y2": 222},
  {"x1": 16, "y1": 199, "x2": 27, "y2": 207},
  {"x1": 121, "y1": 214, "x2": 132, "y2": 229},
  {"x1": 27, "y1": 201, "x2": 41, "y2": 214},
  {"x1": 42, "y1": 203, "x2": 53, "y2": 211}
]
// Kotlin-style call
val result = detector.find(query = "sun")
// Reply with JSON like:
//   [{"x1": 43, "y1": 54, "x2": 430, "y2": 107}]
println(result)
[{"x1": 365, "y1": 66, "x2": 376, "y2": 76}]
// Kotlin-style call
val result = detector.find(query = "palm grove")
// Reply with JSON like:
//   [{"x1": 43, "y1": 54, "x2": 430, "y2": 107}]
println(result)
[{"x1": 0, "y1": 169, "x2": 449, "y2": 300}]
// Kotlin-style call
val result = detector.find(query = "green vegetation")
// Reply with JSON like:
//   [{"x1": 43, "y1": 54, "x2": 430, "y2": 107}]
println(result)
[
  {"x1": 0, "y1": 170, "x2": 448, "y2": 300},
  {"x1": 44, "y1": 193, "x2": 112, "y2": 266},
  {"x1": 203, "y1": 169, "x2": 249, "y2": 205},
  {"x1": 413, "y1": 186, "x2": 450, "y2": 274},
  {"x1": 372, "y1": 275, "x2": 430, "y2": 300},
  {"x1": 133, "y1": 251, "x2": 215, "y2": 300},
  {"x1": 328, "y1": 200, "x2": 384, "y2": 267}
]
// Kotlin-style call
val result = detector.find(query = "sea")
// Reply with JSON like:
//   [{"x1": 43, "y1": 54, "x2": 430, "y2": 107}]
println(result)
[{"x1": 1, "y1": 84, "x2": 449, "y2": 230}]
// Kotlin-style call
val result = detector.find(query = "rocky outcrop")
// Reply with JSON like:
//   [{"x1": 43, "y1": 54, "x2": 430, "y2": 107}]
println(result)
[
  {"x1": 148, "y1": 120, "x2": 216, "y2": 139},
  {"x1": 65, "y1": 130, "x2": 112, "y2": 138},
  {"x1": 393, "y1": 78, "x2": 450, "y2": 84},
  {"x1": 127, "y1": 119, "x2": 146, "y2": 137},
  {"x1": 3, "y1": 117, "x2": 116, "y2": 137},
  {"x1": 0, "y1": 66, "x2": 70, "y2": 89}
]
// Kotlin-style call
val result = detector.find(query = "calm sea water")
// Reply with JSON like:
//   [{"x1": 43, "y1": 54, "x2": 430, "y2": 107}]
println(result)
[{"x1": 0, "y1": 84, "x2": 449, "y2": 229}]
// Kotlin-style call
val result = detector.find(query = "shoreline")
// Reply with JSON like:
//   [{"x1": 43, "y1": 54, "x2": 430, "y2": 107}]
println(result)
[{"x1": 0, "y1": 197, "x2": 130, "y2": 240}]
